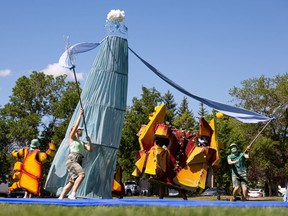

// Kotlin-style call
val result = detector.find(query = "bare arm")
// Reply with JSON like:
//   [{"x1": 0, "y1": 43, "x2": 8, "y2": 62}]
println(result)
[
  {"x1": 84, "y1": 136, "x2": 93, "y2": 152},
  {"x1": 69, "y1": 108, "x2": 84, "y2": 143},
  {"x1": 228, "y1": 158, "x2": 239, "y2": 165}
]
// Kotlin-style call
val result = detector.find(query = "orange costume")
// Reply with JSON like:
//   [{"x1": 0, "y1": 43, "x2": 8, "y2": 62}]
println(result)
[{"x1": 9, "y1": 139, "x2": 56, "y2": 196}]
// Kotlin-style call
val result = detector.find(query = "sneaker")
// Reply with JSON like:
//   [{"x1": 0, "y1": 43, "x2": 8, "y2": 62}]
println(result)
[{"x1": 68, "y1": 194, "x2": 76, "y2": 200}]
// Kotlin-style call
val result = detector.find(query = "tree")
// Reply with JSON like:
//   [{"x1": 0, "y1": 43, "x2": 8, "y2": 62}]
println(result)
[
  {"x1": 176, "y1": 96, "x2": 189, "y2": 115},
  {"x1": 197, "y1": 102, "x2": 209, "y2": 119},
  {"x1": 0, "y1": 71, "x2": 80, "y2": 183},
  {"x1": 162, "y1": 90, "x2": 177, "y2": 124},
  {"x1": 118, "y1": 86, "x2": 162, "y2": 180},
  {"x1": 173, "y1": 97, "x2": 196, "y2": 130}
]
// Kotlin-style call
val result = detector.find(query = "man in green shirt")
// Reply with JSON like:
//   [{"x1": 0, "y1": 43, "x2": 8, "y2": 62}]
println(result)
[{"x1": 227, "y1": 143, "x2": 250, "y2": 201}]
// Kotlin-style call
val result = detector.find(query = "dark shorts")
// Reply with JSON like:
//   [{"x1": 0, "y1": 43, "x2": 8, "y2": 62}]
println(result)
[{"x1": 66, "y1": 153, "x2": 84, "y2": 183}]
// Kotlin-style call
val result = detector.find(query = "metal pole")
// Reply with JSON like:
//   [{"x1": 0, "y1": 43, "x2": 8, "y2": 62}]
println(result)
[
  {"x1": 244, "y1": 118, "x2": 273, "y2": 153},
  {"x1": 71, "y1": 65, "x2": 88, "y2": 137}
]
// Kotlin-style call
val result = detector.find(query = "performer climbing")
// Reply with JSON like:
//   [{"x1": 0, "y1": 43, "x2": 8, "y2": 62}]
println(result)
[
  {"x1": 58, "y1": 108, "x2": 92, "y2": 199},
  {"x1": 9, "y1": 139, "x2": 56, "y2": 198}
]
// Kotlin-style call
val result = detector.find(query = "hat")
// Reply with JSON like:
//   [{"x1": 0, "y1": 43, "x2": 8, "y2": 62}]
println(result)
[
  {"x1": 77, "y1": 127, "x2": 84, "y2": 131},
  {"x1": 230, "y1": 143, "x2": 238, "y2": 148},
  {"x1": 30, "y1": 139, "x2": 40, "y2": 148}
]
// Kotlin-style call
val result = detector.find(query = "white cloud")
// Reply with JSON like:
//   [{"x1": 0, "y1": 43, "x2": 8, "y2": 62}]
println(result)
[
  {"x1": 42, "y1": 63, "x2": 84, "y2": 80},
  {"x1": 0, "y1": 69, "x2": 12, "y2": 77}
]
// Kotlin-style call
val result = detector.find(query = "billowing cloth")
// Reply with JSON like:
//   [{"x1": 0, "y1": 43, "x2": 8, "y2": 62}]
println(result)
[
  {"x1": 59, "y1": 42, "x2": 101, "y2": 68},
  {"x1": 128, "y1": 47, "x2": 271, "y2": 124},
  {"x1": 45, "y1": 35, "x2": 128, "y2": 199}
]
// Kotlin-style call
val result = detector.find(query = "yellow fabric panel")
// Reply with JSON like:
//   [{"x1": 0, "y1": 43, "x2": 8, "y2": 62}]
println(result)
[
  {"x1": 112, "y1": 165, "x2": 124, "y2": 193},
  {"x1": 12, "y1": 171, "x2": 21, "y2": 181},
  {"x1": 11, "y1": 150, "x2": 18, "y2": 158},
  {"x1": 209, "y1": 118, "x2": 222, "y2": 168},
  {"x1": 209, "y1": 118, "x2": 217, "y2": 150},
  {"x1": 19, "y1": 171, "x2": 40, "y2": 195},
  {"x1": 13, "y1": 161, "x2": 23, "y2": 172},
  {"x1": 138, "y1": 103, "x2": 166, "y2": 151},
  {"x1": 112, "y1": 180, "x2": 122, "y2": 192},
  {"x1": 157, "y1": 150, "x2": 168, "y2": 173},
  {"x1": 8, "y1": 182, "x2": 20, "y2": 191},
  {"x1": 48, "y1": 142, "x2": 56, "y2": 151},
  {"x1": 144, "y1": 145, "x2": 158, "y2": 175},
  {"x1": 186, "y1": 147, "x2": 206, "y2": 164},
  {"x1": 22, "y1": 151, "x2": 42, "y2": 179},
  {"x1": 38, "y1": 152, "x2": 48, "y2": 163},
  {"x1": 173, "y1": 163, "x2": 208, "y2": 190},
  {"x1": 132, "y1": 153, "x2": 147, "y2": 177},
  {"x1": 144, "y1": 144, "x2": 167, "y2": 176},
  {"x1": 17, "y1": 148, "x2": 25, "y2": 158}
]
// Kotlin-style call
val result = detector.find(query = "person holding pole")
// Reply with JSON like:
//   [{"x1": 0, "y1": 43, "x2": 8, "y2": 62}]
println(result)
[
  {"x1": 227, "y1": 143, "x2": 250, "y2": 201},
  {"x1": 58, "y1": 108, "x2": 92, "y2": 199}
]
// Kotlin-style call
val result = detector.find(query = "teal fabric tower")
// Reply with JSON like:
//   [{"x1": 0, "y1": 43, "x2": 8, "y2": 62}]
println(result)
[{"x1": 45, "y1": 35, "x2": 128, "y2": 198}]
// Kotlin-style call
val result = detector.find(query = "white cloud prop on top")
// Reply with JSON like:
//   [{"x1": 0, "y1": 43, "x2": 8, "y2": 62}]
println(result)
[
  {"x1": 107, "y1": 9, "x2": 125, "y2": 22},
  {"x1": 0, "y1": 69, "x2": 12, "y2": 77},
  {"x1": 42, "y1": 63, "x2": 84, "y2": 81}
]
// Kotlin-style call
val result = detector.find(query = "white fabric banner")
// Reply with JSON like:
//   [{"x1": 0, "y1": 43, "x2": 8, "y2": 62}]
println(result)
[{"x1": 59, "y1": 42, "x2": 101, "y2": 68}]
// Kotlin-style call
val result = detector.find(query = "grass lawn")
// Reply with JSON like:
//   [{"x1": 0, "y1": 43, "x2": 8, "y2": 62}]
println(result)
[{"x1": 0, "y1": 196, "x2": 286, "y2": 216}]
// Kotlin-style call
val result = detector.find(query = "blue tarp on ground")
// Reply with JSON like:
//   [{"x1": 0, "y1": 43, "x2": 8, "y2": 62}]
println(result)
[{"x1": 1, "y1": 198, "x2": 288, "y2": 207}]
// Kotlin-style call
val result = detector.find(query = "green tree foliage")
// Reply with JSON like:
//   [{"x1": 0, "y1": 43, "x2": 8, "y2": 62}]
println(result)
[
  {"x1": 0, "y1": 71, "x2": 80, "y2": 183},
  {"x1": 162, "y1": 90, "x2": 177, "y2": 125},
  {"x1": 173, "y1": 97, "x2": 196, "y2": 130},
  {"x1": 197, "y1": 102, "x2": 209, "y2": 119},
  {"x1": 176, "y1": 96, "x2": 189, "y2": 115},
  {"x1": 229, "y1": 73, "x2": 288, "y2": 195},
  {"x1": 118, "y1": 87, "x2": 162, "y2": 180}
]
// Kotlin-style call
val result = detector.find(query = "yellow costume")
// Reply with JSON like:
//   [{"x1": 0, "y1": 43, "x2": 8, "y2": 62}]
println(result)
[{"x1": 9, "y1": 139, "x2": 56, "y2": 196}]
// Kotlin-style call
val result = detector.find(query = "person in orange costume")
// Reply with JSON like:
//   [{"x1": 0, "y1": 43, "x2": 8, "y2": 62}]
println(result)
[{"x1": 9, "y1": 139, "x2": 56, "y2": 198}]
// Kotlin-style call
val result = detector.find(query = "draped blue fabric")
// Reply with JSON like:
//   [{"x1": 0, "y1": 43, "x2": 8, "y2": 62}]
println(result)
[
  {"x1": 128, "y1": 47, "x2": 271, "y2": 123},
  {"x1": 45, "y1": 36, "x2": 128, "y2": 198}
]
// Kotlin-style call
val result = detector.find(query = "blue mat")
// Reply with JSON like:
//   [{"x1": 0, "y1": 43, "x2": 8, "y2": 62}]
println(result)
[{"x1": 0, "y1": 198, "x2": 288, "y2": 207}]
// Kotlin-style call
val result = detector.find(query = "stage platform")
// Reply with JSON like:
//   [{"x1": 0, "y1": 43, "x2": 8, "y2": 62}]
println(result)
[{"x1": 0, "y1": 197, "x2": 288, "y2": 207}]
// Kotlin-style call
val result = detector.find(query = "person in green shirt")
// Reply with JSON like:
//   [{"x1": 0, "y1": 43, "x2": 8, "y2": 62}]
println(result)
[
  {"x1": 58, "y1": 108, "x2": 92, "y2": 199},
  {"x1": 227, "y1": 143, "x2": 250, "y2": 201}
]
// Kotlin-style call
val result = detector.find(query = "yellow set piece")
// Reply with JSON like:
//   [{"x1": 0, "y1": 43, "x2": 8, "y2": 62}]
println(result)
[
  {"x1": 132, "y1": 151, "x2": 147, "y2": 177},
  {"x1": 174, "y1": 163, "x2": 209, "y2": 191},
  {"x1": 133, "y1": 104, "x2": 224, "y2": 193},
  {"x1": 144, "y1": 143, "x2": 167, "y2": 176},
  {"x1": 138, "y1": 103, "x2": 166, "y2": 151}
]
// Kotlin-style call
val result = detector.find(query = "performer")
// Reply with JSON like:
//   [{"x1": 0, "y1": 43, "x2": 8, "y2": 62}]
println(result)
[
  {"x1": 227, "y1": 143, "x2": 250, "y2": 201},
  {"x1": 58, "y1": 108, "x2": 92, "y2": 199},
  {"x1": 112, "y1": 162, "x2": 125, "y2": 199},
  {"x1": 9, "y1": 139, "x2": 56, "y2": 198}
]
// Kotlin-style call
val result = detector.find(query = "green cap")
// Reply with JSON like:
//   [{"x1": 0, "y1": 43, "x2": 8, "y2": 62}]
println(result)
[
  {"x1": 30, "y1": 139, "x2": 40, "y2": 149},
  {"x1": 230, "y1": 143, "x2": 238, "y2": 148}
]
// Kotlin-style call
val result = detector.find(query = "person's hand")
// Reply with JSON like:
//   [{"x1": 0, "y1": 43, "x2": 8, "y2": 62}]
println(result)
[
  {"x1": 86, "y1": 136, "x2": 91, "y2": 142},
  {"x1": 246, "y1": 146, "x2": 250, "y2": 152}
]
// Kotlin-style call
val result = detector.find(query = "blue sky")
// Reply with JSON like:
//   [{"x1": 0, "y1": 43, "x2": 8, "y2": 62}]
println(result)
[{"x1": 0, "y1": 0, "x2": 287, "y2": 115}]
